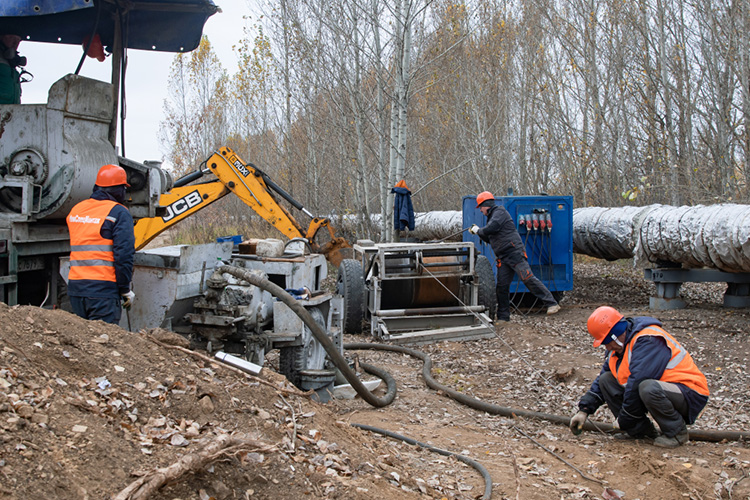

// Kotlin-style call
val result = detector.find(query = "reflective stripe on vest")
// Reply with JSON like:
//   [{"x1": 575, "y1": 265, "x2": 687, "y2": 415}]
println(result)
[
  {"x1": 67, "y1": 198, "x2": 120, "y2": 283},
  {"x1": 608, "y1": 326, "x2": 709, "y2": 396}
]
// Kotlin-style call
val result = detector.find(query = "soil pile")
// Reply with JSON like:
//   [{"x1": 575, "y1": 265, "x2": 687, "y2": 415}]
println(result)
[{"x1": 0, "y1": 305, "x2": 417, "y2": 500}]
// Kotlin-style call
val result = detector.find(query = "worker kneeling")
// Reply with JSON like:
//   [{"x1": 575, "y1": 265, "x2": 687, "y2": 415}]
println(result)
[{"x1": 569, "y1": 306, "x2": 709, "y2": 448}]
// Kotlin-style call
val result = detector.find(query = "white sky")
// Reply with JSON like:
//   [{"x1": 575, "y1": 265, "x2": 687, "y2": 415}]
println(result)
[{"x1": 18, "y1": 1, "x2": 253, "y2": 167}]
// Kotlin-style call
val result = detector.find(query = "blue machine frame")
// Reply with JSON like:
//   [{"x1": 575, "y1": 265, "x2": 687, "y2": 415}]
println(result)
[{"x1": 462, "y1": 195, "x2": 573, "y2": 295}]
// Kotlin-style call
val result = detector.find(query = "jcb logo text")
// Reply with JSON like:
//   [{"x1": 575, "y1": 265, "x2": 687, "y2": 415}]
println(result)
[{"x1": 162, "y1": 190, "x2": 203, "y2": 222}]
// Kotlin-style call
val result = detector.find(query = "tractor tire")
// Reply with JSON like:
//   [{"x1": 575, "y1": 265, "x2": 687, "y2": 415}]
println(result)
[
  {"x1": 279, "y1": 307, "x2": 327, "y2": 389},
  {"x1": 336, "y1": 258, "x2": 365, "y2": 334},
  {"x1": 475, "y1": 254, "x2": 497, "y2": 317}
]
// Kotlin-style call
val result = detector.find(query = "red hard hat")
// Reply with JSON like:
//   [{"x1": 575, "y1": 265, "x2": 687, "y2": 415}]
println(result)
[
  {"x1": 96, "y1": 164, "x2": 130, "y2": 187},
  {"x1": 587, "y1": 306, "x2": 624, "y2": 346},
  {"x1": 476, "y1": 191, "x2": 494, "y2": 208}
]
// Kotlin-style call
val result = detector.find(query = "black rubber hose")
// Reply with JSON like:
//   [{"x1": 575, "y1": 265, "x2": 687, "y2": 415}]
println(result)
[
  {"x1": 217, "y1": 265, "x2": 396, "y2": 407},
  {"x1": 344, "y1": 342, "x2": 750, "y2": 443},
  {"x1": 351, "y1": 423, "x2": 492, "y2": 500}
]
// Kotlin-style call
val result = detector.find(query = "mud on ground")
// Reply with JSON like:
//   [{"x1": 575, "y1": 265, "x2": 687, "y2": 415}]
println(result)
[{"x1": 1, "y1": 258, "x2": 749, "y2": 500}]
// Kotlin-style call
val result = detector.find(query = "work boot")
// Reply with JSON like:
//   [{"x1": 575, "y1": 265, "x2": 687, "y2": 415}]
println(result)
[
  {"x1": 653, "y1": 425, "x2": 688, "y2": 448},
  {"x1": 547, "y1": 304, "x2": 561, "y2": 315},
  {"x1": 613, "y1": 432, "x2": 637, "y2": 441},
  {"x1": 614, "y1": 420, "x2": 659, "y2": 440},
  {"x1": 495, "y1": 309, "x2": 510, "y2": 322},
  {"x1": 613, "y1": 429, "x2": 659, "y2": 441}
]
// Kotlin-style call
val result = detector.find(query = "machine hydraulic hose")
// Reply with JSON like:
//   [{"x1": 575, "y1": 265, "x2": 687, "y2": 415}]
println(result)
[
  {"x1": 216, "y1": 263, "x2": 747, "y2": 443},
  {"x1": 215, "y1": 264, "x2": 492, "y2": 498},
  {"x1": 344, "y1": 342, "x2": 750, "y2": 444}
]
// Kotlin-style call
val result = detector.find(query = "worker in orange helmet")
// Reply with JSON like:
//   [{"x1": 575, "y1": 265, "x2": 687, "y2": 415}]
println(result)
[
  {"x1": 468, "y1": 191, "x2": 559, "y2": 321},
  {"x1": 66, "y1": 165, "x2": 135, "y2": 324},
  {"x1": 569, "y1": 306, "x2": 709, "y2": 448}
]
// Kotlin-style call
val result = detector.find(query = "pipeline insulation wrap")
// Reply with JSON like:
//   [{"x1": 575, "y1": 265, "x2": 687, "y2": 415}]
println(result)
[
  {"x1": 337, "y1": 204, "x2": 750, "y2": 272},
  {"x1": 573, "y1": 204, "x2": 750, "y2": 272}
]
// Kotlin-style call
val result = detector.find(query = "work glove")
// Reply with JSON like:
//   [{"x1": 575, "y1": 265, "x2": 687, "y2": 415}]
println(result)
[
  {"x1": 468, "y1": 224, "x2": 480, "y2": 235},
  {"x1": 121, "y1": 290, "x2": 135, "y2": 310},
  {"x1": 569, "y1": 410, "x2": 588, "y2": 435}
]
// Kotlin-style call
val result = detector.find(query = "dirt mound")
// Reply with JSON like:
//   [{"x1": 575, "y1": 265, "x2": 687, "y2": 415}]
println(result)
[
  {"x1": 0, "y1": 304, "x2": 418, "y2": 500},
  {"x1": 1, "y1": 258, "x2": 749, "y2": 500}
]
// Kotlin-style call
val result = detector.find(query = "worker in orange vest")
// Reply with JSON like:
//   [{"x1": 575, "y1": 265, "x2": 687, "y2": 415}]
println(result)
[
  {"x1": 66, "y1": 164, "x2": 135, "y2": 324},
  {"x1": 569, "y1": 306, "x2": 709, "y2": 448}
]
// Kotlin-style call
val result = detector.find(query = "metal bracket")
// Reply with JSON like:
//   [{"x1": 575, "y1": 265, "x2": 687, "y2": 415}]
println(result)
[{"x1": 644, "y1": 268, "x2": 750, "y2": 310}]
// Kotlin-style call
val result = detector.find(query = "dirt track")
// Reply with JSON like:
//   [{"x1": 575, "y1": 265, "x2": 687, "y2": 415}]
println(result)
[{"x1": 1, "y1": 258, "x2": 749, "y2": 499}]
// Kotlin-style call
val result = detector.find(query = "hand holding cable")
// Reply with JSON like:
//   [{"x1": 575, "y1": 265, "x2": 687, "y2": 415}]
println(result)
[
  {"x1": 569, "y1": 410, "x2": 588, "y2": 435},
  {"x1": 468, "y1": 224, "x2": 480, "y2": 235}
]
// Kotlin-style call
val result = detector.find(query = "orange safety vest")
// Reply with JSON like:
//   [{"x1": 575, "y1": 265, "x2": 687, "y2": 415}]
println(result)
[
  {"x1": 67, "y1": 199, "x2": 120, "y2": 283},
  {"x1": 608, "y1": 326, "x2": 709, "y2": 396}
]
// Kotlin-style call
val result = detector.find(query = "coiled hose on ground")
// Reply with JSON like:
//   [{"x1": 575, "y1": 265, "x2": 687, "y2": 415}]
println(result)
[
  {"x1": 219, "y1": 263, "x2": 749, "y2": 442},
  {"x1": 344, "y1": 342, "x2": 750, "y2": 443}
]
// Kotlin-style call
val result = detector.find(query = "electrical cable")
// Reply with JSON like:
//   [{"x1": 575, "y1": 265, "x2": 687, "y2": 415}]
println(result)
[
  {"x1": 120, "y1": 8, "x2": 129, "y2": 158},
  {"x1": 418, "y1": 264, "x2": 581, "y2": 410},
  {"x1": 351, "y1": 422, "x2": 493, "y2": 500},
  {"x1": 39, "y1": 282, "x2": 50, "y2": 309}
]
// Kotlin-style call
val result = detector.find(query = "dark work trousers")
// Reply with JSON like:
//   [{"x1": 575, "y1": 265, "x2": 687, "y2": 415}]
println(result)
[
  {"x1": 598, "y1": 371, "x2": 689, "y2": 438},
  {"x1": 495, "y1": 256, "x2": 557, "y2": 321},
  {"x1": 70, "y1": 296, "x2": 122, "y2": 325}
]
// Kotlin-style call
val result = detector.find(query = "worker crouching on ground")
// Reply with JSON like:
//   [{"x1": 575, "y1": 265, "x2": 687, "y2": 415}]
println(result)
[
  {"x1": 468, "y1": 191, "x2": 559, "y2": 320},
  {"x1": 570, "y1": 306, "x2": 710, "y2": 448},
  {"x1": 66, "y1": 164, "x2": 135, "y2": 324}
]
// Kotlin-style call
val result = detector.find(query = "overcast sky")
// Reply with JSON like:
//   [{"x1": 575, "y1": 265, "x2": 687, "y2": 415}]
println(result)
[{"x1": 18, "y1": 1, "x2": 252, "y2": 168}]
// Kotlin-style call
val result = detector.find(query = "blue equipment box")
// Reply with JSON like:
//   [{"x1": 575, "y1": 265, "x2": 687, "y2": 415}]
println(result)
[
  {"x1": 216, "y1": 235, "x2": 243, "y2": 247},
  {"x1": 462, "y1": 195, "x2": 573, "y2": 295}
]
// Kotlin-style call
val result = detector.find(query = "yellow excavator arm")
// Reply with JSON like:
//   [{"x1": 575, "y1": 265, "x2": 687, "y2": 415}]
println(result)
[{"x1": 133, "y1": 147, "x2": 350, "y2": 266}]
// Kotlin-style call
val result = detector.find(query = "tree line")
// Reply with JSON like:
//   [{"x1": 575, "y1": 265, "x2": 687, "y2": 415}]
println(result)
[{"x1": 160, "y1": 0, "x2": 750, "y2": 242}]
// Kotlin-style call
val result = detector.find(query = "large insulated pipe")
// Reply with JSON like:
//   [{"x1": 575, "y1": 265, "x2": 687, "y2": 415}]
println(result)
[
  {"x1": 574, "y1": 204, "x2": 750, "y2": 272},
  {"x1": 339, "y1": 204, "x2": 750, "y2": 272}
]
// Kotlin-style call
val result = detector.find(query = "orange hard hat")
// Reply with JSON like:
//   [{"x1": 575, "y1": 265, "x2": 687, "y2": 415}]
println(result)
[
  {"x1": 96, "y1": 164, "x2": 130, "y2": 187},
  {"x1": 587, "y1": 306, "x2": 624, "y2": 346},
  {"x1": 476, "y1": 191, "x2": 494, "y2": 207}
]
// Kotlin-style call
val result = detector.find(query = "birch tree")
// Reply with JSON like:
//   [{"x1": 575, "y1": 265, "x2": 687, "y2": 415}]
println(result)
[{"x1": 160, "y1": 36, "x2": 229, "y2": 175}]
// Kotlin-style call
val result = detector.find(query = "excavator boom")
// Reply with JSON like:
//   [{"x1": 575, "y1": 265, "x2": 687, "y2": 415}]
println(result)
[{"x1": 133, "y1": 147, "x2": 350, "y2": 266}]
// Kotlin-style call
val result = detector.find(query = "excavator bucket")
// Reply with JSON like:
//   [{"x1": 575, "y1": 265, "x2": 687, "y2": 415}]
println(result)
[
  {"x1": 318, "y1": 237, "x2": 351, "y2": 268},
  {"x1": 306, "y1": 218, "x2": 351, "y2": 267}
]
